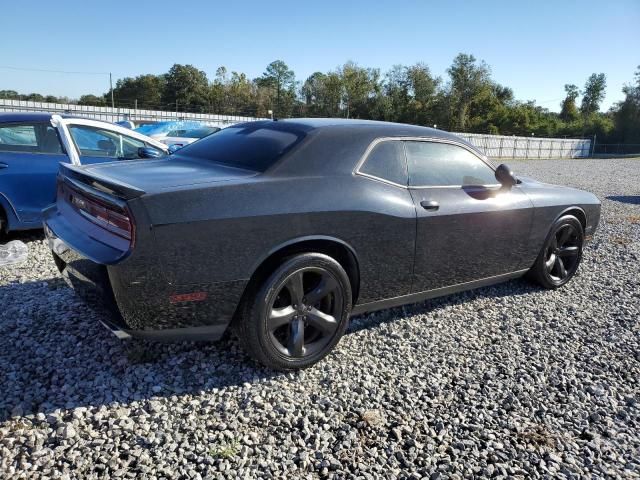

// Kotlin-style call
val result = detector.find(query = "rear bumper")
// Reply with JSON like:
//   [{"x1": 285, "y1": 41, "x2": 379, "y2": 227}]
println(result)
[
  {"x1": 44, "y1": 206, "x2": 246, "y2": 342},
  {"x1": 97, "y1": 315, "x2": 228, "y2": 342}
]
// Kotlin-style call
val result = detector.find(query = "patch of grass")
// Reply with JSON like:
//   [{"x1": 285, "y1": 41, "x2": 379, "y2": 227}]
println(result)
[
  {"x1": 360, "y1": 409, "x2": 385, "y2": 427},
  {"x1": 517, "y1": 425, "x2": 557, "y2": 449},
  {"x1": 210, "y1": 439, "x2": 240, "y2": 459},
  {"x1": 611, "y1": 235, "x2": 632, "y2": 246}
]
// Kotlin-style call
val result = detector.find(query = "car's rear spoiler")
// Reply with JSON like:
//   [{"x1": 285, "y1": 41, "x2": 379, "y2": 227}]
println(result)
[{"x1": 59, "y1": 163, "x2": 146, "y2": 200}]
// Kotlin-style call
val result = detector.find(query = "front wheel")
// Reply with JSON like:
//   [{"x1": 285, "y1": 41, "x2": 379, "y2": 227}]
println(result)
[
  {"x1": 235, "y1": 253, "x2": 352, "y2": 370},
  {"x1": 528, "y1": 215, "x2": 584, "y2": 289}
]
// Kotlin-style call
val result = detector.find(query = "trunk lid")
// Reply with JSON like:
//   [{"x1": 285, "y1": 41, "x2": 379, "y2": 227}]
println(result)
[{"x1": 63, "y1": 156, "x2": 258, "y2": 199}]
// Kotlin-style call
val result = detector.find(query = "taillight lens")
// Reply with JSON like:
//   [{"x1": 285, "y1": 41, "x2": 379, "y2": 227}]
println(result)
[{"x1": 69, "y1": 190, "x2": 133, "y2": 240}]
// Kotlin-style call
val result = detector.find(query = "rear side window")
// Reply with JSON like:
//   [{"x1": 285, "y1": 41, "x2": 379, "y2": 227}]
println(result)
[
  {"x1": 360, "y1": 140, "x2": 407, "y2": 186},
  {"x1": 68, "y1": 125, "x2": 158, "y2": 160},
  {"x1": 405, "y1": 141, "x2": 496, "y2": 187},
  {"x1": 0, "y1": 123, "x2": 63, "y2": 154},
  {"x1": 175, "y1": 124, "x2": 306, "y2": 172}
]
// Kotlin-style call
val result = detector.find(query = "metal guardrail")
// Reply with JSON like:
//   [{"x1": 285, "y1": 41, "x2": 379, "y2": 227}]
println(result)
[{"x1": 0, "y1": 98, "x2": 265, "y2": 126}]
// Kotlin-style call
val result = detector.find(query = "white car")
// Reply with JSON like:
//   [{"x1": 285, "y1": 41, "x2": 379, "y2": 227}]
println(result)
[{"x1": 160, "y1": 126, "x2": 221, "y2": 149}]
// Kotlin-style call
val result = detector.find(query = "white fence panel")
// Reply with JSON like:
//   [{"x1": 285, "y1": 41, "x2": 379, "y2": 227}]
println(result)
[
  {"x1": 453, "y1": 131, "x2": 591, "y2": 159},
  {"x1": 0, "y1": 98, "x2": 264, "y2": 125}
]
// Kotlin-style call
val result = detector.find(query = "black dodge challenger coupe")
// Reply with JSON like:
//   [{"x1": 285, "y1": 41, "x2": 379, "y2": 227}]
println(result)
[{"x1": 44, "y1": 119, "x2": 601, "y2": 369}]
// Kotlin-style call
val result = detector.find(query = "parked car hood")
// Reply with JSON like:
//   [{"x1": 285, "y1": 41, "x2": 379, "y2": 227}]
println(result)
[{"x1": 76, "y1": 157, "x2": 257, "y2": 194}]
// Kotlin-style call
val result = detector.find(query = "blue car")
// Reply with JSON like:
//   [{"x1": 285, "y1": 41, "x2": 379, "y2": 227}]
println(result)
[{"x1": 0, "y1": 112, "x2": 168, "y2": 234}]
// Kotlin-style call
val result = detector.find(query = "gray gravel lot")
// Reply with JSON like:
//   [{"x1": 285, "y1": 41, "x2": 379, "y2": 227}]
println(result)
[{"x1": 1, "y1": 158, "x2": 639, "y2": 479}]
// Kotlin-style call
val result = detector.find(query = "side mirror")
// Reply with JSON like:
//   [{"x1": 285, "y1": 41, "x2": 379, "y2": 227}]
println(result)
[
  {"x1": 168, "y1": 144, "x2": 183, "y2": 154},
  {"x1": 495, "y1": 163, "x2": 517, "y2": 188},
  {"x1": 138, "y1": 147, "x2": 165, "y2": 159}
]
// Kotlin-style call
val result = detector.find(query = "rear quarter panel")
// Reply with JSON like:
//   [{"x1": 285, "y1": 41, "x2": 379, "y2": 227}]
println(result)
[{"x1": 143, "y1": 174, "x2": 417, "y2": 303}]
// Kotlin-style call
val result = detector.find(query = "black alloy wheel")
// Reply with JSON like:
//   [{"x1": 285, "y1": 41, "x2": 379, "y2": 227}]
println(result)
[
  {"x1": 544, "y1": 224, "x2": 581, "y2": 283},
  {"x1": 235, "y1": 253, "x2": 352, "y2": 370},
  {"x1": 529, "y1": 215, "x2": 584, "y2": 289}
]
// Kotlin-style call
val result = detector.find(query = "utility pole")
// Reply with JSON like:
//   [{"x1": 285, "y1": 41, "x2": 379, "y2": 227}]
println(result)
[{"x1": 109, "y1": 72, "x2": 115, "y2": 109}]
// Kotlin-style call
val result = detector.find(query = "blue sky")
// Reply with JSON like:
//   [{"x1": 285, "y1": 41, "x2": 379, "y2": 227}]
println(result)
[{"x1": 1, "y1": 0, "x2": 638, "y2": 111}]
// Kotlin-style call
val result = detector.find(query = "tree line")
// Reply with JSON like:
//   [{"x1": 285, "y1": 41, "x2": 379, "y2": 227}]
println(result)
[{"x1": 2, "y1": 54, "x2": 639, "y2": 143}]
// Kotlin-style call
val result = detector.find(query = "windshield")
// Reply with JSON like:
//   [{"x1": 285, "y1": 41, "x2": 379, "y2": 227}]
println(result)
[
  {"x1": 174, "y1": 123, "x2": 307, "y2": 172},
  {"x1": 135, "y1": 121, "x2": 202, "y2": 136},
  {"x1": 167, "y1": 127, "x2": 219, "y2": 138}
]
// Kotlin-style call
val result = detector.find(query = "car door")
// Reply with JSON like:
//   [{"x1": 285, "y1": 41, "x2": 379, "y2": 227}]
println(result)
[
  {"x1": 355, "y1": 139, "x2": 417, "y2": 300},
  {"x1": 65, "y1": 123, "x2": 163, "y2": 165},
  {"x1": 405, "y1": 139, "x2": 534, "y2": 293},
  {"x1": 0, "y1": 121, "x2": 68, "y2": 225}
]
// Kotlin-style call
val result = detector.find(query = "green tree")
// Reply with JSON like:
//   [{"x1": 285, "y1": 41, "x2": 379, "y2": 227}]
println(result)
[
  {"x1": 113, "y1": 74, "x2": 166, "y2": 109},
  {"x1": 163, "y1": 64, "x2": 209, "y2": 112},
  {"x1": 226, "y1": 72, "x2": 257, "y2": 115},
  {"x1": 560, "y1": 84, "x2": 580, "y2": 121},
  {"x1": 340, "y1": 61, "x2": 381, "y2": 119},
  {"x1": 24, "y1": 93, "x2": 45, "y2": 101},
  {"x1": 447, "y1": 53, "x2": 492, "y2": 131},
  {"x1": 580, "y1": 73, "x2": 606, "y2": 116},
  {"x1": 256, "y1": 60, "x2": 297, "y2": 117},
  {"x1": 611, "y1": 66, "x2": 640, "y2": 143},
  {"x1": 78, "y1": 94, "x2": 106, "y2": 106},
  {"x1": 0, "y1": 90, "x2": 20, "y2": 99},
  {"x1": 301, "y1": 71, "x2": 343, "y2": 117}
]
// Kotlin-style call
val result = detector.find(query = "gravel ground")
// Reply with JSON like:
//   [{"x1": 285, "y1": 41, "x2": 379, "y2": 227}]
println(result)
[{"x1": 1, "y1": 158, "x2": 638, "y2": 479}]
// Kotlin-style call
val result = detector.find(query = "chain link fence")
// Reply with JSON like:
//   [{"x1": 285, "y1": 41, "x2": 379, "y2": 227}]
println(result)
[{"x1": 592, "y1": 143, "x2": 640, "y2": 156}]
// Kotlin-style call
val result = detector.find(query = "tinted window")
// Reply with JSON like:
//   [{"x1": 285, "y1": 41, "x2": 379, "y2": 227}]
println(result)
[
  {"x1": 167, "y1": 127, "x2": 219, "y2": 138},
  {"x1": 405, "y1": 141, "x2": 496, "y2": 187},
  {"x1": 360, "y1": 141, "x2": 407, "y2": 185},
  {"x1": 0, "y1": 123, "x2": 63, "y2": 154},
  {"x1": 185, "y1": 127, "x2": 220, "y2": 138},
  {"x1": 68, "y1": 125, "x2": 159, "y2": 160},
  {"x1": 176, "y1": 124, "x2": 306, "y2": 172}
]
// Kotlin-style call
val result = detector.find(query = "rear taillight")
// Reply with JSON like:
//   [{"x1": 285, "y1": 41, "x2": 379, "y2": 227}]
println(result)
[{"x1": 67, "y1": 187, "x2": 134, "y2": 241}]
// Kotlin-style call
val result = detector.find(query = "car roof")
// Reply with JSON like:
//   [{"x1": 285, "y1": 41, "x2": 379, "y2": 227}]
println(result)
[
  {"x1": 235, "y1": 117, "x2": 472, "y2": 145},
  {"x1": 0, "y1": 111, "x2": 85, "y2": 123}
]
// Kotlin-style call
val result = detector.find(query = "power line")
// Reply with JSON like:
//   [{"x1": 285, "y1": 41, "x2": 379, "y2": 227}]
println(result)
[{"x1": 0, "y1": 65, "x2": 110, "y2": 75}]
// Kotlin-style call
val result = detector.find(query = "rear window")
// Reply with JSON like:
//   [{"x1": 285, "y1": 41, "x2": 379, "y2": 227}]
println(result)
[
  {"x1": 175, "y1": 123, "x2": 306, "y2": 172},
  {"x1": 0, "y1": 123, "x2": 63, "y2": 154}
]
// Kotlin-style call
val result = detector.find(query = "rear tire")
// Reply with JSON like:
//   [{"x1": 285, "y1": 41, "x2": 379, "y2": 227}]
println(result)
[
  {"x1": 528, "y1": 215, "x2": 584, "y2": 289},
  {"x1": 235, "y1": 253, "x2": 352, "y2": 370}
]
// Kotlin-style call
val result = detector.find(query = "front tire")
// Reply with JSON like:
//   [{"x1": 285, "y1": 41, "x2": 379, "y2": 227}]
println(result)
[
  {"x1": 528, "y1": 215, "x2": 584, "y2": 289},
  {"x1": 235, "y1": 253, "x2": 352, "y2": 370}
]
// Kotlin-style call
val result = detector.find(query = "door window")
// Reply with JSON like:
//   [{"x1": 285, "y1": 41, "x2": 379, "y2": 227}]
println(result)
[
  {"x1": 359, "y1": 140, "x2": 408, "y2": 186},
  {"x1": 405, "y1": 141, "x2": 497, "y2": 187},
  {"x1": 68, "y1": 125, "x2": 155, "y2": 160},
  {"x1": 0, "y1": 123, "x2": 63, "y2": 154}
]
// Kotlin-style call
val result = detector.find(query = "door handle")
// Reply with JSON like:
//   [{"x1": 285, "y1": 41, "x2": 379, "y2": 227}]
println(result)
[
  {"x1": 420, "y1": 200, "x2": 439, "y2": 211},
  {"x1": 0, "y1": 162, "x2": 8, "y2": 169}
]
